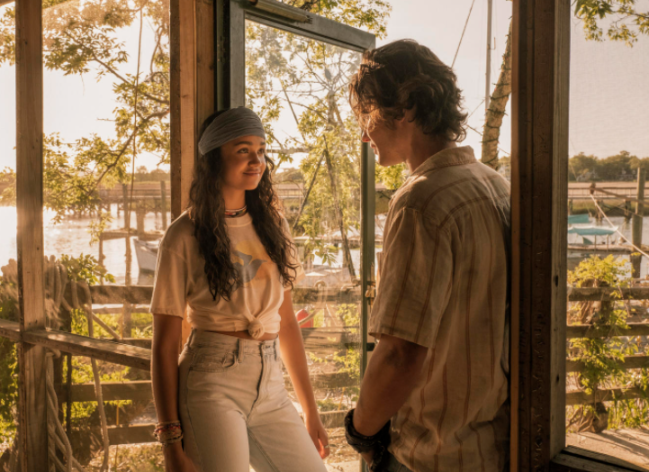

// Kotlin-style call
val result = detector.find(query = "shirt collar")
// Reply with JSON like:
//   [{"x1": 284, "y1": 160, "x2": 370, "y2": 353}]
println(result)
[{"x1": 409, "y1": 145, "x2": 477, "y2": 178}]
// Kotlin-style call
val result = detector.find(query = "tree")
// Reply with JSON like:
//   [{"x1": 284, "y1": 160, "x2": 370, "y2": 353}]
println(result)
[
  {"x1": 0, "y1": 0, "x2": 170, "y2": 222},
  {"x1": 482, "y1": 0, "x2": 649, "y2": 169},
  {"x1": 574, "y1": 0, "x2": 649, "y2": 46},
  {"x1": 245, "y1": 1, "x2": 390, "y2": 277}
]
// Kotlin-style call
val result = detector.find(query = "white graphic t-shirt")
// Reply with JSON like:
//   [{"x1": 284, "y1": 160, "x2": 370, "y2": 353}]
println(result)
[{"x1": 150, "y1": 211, "x2": 305, "y2": 338}]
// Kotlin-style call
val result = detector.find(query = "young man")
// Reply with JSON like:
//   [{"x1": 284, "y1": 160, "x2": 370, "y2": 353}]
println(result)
[{"x1": 344, "y1": 40, "x2": 511, "y2": 472}]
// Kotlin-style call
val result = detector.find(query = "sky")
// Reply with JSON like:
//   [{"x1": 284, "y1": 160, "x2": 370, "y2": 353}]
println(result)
[{"x1": 0, "y1": 0, "x2": 647, "y2": 172}]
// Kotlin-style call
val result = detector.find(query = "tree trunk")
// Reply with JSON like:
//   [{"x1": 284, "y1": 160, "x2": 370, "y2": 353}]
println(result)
[
  {"x1": 481, "y1": 21, "x2": 512, "y2": 169},
  {"x1": 323, "y1": 146, "x2": 356, "y2": 279}
]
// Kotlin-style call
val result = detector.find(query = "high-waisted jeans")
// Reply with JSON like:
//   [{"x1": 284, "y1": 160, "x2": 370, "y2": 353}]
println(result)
[{"x1": 178, "y1": 329, "x2": 328, "y2": 472}]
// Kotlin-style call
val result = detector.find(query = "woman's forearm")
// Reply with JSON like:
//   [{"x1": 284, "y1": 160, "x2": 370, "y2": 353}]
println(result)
[
  {"x1": 151, "y1": 315, "x2": 182, "y2": 423},
  {"x1": 279, "y1": 314, "x2": 319, "y2": 417},
  {"x1": 278, "y1": 292, "x2": 319, "y2": 418}
]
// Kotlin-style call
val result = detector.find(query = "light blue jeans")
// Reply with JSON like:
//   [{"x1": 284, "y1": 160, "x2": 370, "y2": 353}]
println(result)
[{"x1": 178, "y1": 329, "x2": 327, "y2": 472}]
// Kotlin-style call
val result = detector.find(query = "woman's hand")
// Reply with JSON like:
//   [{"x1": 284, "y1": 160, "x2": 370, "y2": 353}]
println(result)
[
  {"x1": 163, "y1": 442, "x2": 199, "y2": 472},
  {"x1": 305, "y1": 413, "x2": 330, "y2": 459}
]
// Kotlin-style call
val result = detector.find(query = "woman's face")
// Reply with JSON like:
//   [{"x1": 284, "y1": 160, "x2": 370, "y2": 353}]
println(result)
[{"x1": 219, "y1": 135, "x2": 267, "y2": 192}]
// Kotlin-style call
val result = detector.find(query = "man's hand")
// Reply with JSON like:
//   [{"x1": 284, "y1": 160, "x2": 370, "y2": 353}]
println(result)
[{"x1": 353, "y1": 334, "x2": 428, "y2": 436}]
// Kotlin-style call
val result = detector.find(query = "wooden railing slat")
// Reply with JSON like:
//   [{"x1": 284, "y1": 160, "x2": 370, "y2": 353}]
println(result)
[
  {"x1": 0, "y1": 318, "x2": 21, "y2": 342},
  {"x1": 567, "y1": 355, "x2": 649, "y2": 373},
  {"x1": 566, "y1": 322, "x2": 649, "y2": 339},
  {"x1": 22, "y1": 328, "x2": 151, "y2": 371}
]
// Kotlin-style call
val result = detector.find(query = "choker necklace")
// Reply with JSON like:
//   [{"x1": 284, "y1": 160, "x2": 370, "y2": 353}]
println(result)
[{"x1": 225, "y1": 206, "x2": 247, "y2": 218}]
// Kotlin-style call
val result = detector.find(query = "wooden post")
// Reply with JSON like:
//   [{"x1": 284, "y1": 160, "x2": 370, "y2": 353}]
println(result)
[
  {"x1": 15, "y1": 0, "x2": 49, "y2": 468},
  {"x1": 136, "y1": 203, "x2": 146, "y2": 238},
  {"x1": 632, "y1": 169, "x2": 645, "y2": 278},
  {"x1": 122, "y1": 183, "x2": 129, "y2": 229},
  {"x1": 160, "y1": 180, "x2": 168, "y2": 229},
  {"x1": 511, "y1": 0, "x2": 570, "y2": 468}
]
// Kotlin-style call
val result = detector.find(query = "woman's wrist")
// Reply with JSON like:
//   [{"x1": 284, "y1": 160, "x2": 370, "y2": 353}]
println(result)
[{"x1": 303, "y1": 403, "x2": 320, "y2": 421}]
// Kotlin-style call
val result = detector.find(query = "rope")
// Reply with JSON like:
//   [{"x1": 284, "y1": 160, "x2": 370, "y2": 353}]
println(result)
[
  {"x1": 590, "y1": 195, "x2": 649, "y2": 259},
  {"x1": 45, "y1": 349, "x2": 87, "y2": 472}
]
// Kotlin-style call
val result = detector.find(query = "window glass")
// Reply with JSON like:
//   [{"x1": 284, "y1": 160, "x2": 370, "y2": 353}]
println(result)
[
  {"x1": 565, "y1": 6, "x2": 649, "y2": 466},
  {"x1": 246, "y1": 21, "x2": 364, "y2": 465}
]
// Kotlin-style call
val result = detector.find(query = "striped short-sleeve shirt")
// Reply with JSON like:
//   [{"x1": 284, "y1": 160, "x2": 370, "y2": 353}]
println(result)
[{"x1": 370, "y1": 146, "x2": 511, "y2": 472}]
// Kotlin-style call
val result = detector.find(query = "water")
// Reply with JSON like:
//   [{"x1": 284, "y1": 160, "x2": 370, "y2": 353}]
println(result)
[
  {"x1": 0, "y1": 206, "x2": 370, "y2": 286},
  {"x1": 573, "y1": 216, "x2": 649, "y2": 278},
  {"x1": 0, "y1": 205, "x2": 168, "y2": 285}
]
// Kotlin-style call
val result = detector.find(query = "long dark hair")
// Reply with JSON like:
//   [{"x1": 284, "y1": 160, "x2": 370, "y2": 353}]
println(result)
[{"x1": 188, "y1": 110, "x2": 298, "y2": 300}]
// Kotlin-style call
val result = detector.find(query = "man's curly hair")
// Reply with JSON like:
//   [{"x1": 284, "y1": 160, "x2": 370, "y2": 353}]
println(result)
[{"x1": 349, "y1": 39, "x2": 467, "y2": 142}]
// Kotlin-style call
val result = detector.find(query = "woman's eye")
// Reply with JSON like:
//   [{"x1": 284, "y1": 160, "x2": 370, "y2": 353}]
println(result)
[{"x1": 238, "y1": 148, "x2": 248, "y2": 154}]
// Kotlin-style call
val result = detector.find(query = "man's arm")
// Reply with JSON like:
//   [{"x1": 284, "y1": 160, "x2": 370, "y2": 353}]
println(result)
[{"x1": 353, "y1": 334, "x2": 428, "y2": 436}]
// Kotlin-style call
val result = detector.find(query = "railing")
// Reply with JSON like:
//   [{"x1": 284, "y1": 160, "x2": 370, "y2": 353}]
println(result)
[
  {"x1": 566, "y1": 286, "x2": 649, "y2": 407},
  {"x1": 4, "y1": 284, "x2": 647, "y2": 445},
  {"x1": 0, "y1": 284, "x2": 364, "y2": 446}
]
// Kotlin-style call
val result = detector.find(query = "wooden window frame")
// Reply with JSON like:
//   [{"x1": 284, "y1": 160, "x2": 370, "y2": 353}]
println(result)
[
  {"x1": 6, "y1": 0, "x2": 645, "y2": 469},
  {"x1": 512, "y1": 1, "x2": 646, "y2": 471}
]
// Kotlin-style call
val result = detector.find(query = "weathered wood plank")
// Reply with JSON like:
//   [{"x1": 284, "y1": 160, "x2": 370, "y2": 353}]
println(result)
[
  {"x1": 511, "y1": 0, "x2": 571, "y2": 466},
  {"x1": 16, "y1": 0, "x2": 49, "y2": 467},
  {"x1": 561, "y1": 446, "x2": 648, "y2": 472},
  {"x1": 566, "y1": 323, "x2": 649, "y2": 339},
  {"x1": 566, "y1": 387, "x2": 646, "y2": 406},
  {"x1": 550, "y1": 451, "x2": 643, "y2": 472},
  {"x1": 567, "y1": 355, "x2": 649, "y2": 373},
  {"x1": 22, "y1": 329, "x2": 151, "y2": 371},
  {"x1": 0, "y1": 318, "x2": 21, "y2": 342},
  {"x1": 568, "y1": 287, "x2": 649, "y2": 302},
  {"x1": 89, "y1": 285, "x2": 153, "y2": 305}
]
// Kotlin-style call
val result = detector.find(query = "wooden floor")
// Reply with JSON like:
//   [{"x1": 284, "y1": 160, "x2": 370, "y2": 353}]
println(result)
[{"x1": 567, "y1": 428, "x2": 649, "y2": 470}]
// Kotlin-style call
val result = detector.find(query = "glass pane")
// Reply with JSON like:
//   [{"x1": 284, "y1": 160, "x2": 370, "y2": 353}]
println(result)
[
  {"x1": 0, "y1": 4, "x2": 19, "y2": 468},
  {"x1": 246, "y1": 21, "x2": 363, "y2": 466},
  {"x1": 565, "y1": 6, "x2": 649, "y2": 467}
]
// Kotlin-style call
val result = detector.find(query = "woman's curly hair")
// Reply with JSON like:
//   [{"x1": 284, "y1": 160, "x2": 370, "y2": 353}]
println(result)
[
  {"x1": 349, "y1": 39, "x2": 467, "y2": 142},
  {"x1": 188, "y1": 110, "x2": 298, "y2": 301}
]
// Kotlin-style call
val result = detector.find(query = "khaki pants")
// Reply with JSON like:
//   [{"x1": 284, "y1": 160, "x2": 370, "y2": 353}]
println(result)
[{"x1": 178, "y1": 329, "x2": 327, "y2": 472}]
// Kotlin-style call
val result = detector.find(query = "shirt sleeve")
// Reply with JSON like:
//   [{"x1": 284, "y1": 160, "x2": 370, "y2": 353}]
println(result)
[
  {"x1": 281, "y1": 218, "x2": 306, "y2": 290},
  {"x1": 369, "y1": 207, "x2": 453, "y2": 349},
  {"x1": 150, "y1": 246, "x2": 188, "y2": 318}
]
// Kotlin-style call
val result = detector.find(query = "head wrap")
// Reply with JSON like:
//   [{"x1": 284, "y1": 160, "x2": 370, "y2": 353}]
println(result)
[{"x1": 198, "y1": 107, "x2": 266, "y2": 156}]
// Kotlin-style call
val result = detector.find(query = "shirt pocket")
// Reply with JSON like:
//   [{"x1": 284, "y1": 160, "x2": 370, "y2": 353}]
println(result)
[{"x1": 190, "y1": 346, "x2": 238, "y2": 373}]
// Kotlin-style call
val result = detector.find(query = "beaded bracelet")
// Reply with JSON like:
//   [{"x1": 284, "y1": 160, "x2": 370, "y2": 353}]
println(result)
[{"x1": 154, "y1": 421, "x2": 183, "y2": 445}]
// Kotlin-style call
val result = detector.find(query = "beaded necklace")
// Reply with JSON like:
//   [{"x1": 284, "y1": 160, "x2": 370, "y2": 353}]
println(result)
[{"x1": 224, "y1": 206, "x2": 248, "y2": 218}]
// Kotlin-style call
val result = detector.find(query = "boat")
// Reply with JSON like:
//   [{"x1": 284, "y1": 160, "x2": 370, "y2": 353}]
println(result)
[
  {"x1": 567, "y1": 214, "x2": 622, "y2": 270},
  {"x1": 133, "y1": 238, "x2": 160, "y2": 272}
]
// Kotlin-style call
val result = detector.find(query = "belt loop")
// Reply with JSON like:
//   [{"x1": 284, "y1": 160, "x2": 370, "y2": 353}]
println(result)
[{"x1": 237, "y1": 338, "x2": 244, "y2": 364}]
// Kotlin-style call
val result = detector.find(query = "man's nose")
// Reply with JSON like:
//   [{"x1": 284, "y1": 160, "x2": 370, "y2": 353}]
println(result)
[{"x1": 361, "y1": 130, "x2": 370, "y2": 143}]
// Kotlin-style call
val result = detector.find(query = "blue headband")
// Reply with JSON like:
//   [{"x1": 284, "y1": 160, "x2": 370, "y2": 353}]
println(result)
[{"x1": 198, "y1": 107, "x2": 266, "y2": 156}]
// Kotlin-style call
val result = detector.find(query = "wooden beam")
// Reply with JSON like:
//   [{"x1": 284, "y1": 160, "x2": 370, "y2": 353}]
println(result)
[
  {"x1": 22, "y1": 329, "x2": 151, "y2": 371},
  {"x1": 566, "y1": 322, "x2": 649, "y2": 339},
  {"x1": 89, "y1": 285, "x2": 153, "y2": 305},
  {"x1": 565, "y1": 387, "x2": 646, "y2": 406},
  {"x1": 511, "y1": 0, "x2": 571, "y2": 469},
  {"x1": 15, "y1": 0, "x2": 49, "y2": 468},
  {"x1": 567, "y1": 355, "x2": 649, "y2": 373},
  {"x1": 568, "y1": 287, "x2": 649, "y2": 301},
  {"x1": 551, "y1": 451, "x2": 645, "y2": 472},
  {"x1": 0, "y1": 318, "x2": 21, "y2": 342}
]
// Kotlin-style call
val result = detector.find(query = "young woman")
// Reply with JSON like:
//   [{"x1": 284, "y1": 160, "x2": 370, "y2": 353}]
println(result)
[{"x1": 150, "y1": 107, "x2": 329, "y2": 472}]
